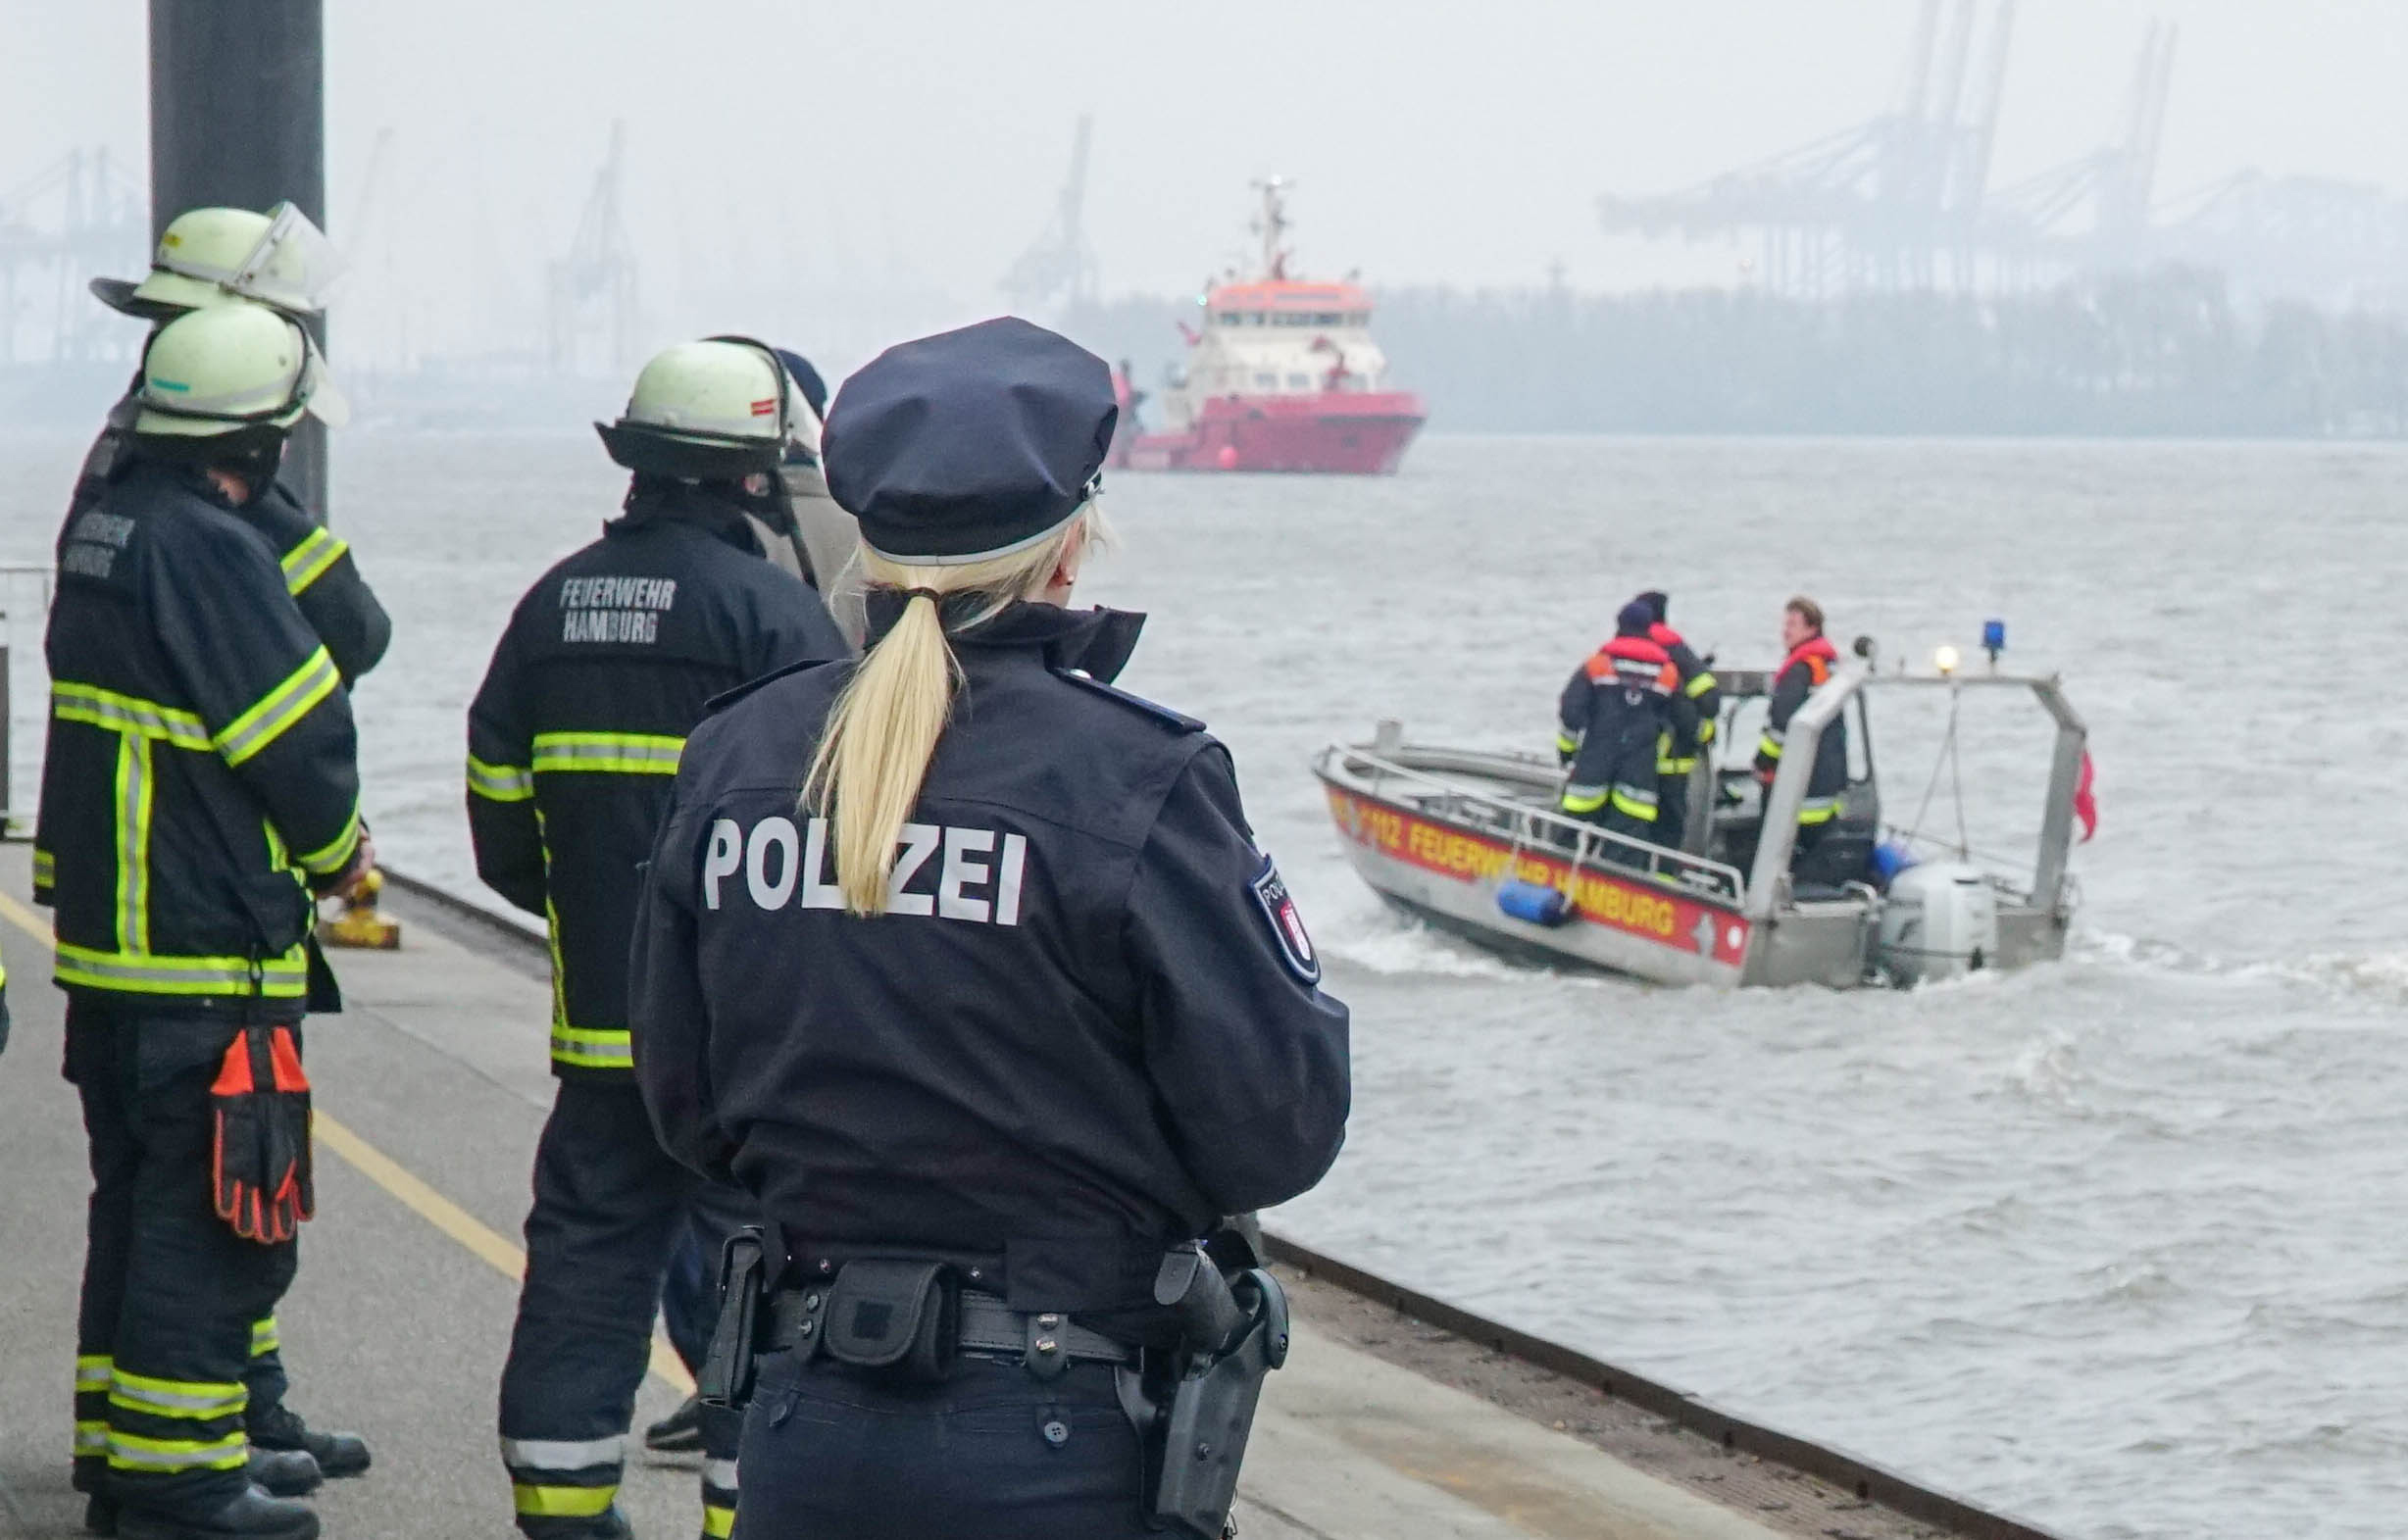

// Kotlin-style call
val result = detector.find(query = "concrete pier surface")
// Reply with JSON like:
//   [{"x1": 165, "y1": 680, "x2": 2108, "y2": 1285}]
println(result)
[{"x1": 0, "y1": 846, "x2": 1982, "y2": 1539}]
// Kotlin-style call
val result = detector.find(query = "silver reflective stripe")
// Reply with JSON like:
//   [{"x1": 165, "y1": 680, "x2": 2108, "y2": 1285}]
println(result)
[
  {"x1": 1563, "y1": 783, "x2": 1606, "y2": 800},
  {"x1": 75, "y1": 1360, "x2": 113, "y2": 1390},
  {"x1": 108, "y1": 1432, "x2": 246, "y2": 1470},
  {"x1": 1761, "y1": 724, "x2": 1787, "y2": 745},
  {"x1": 53, "y1": 685, "x2": 211, "y2": 748},
  {"x1": 704, "y1": 1459, "x2": 739, "y2": 1489},
  {"x1": 1612, "y1": 783, "x2": 1659, "y2": 806},
  {"x1": 74, "y1": 1422, "x2": 108, "y2": 1455},
  {"x1": 217, "y1": 648, "x2": 340, "y2": 766},
  {"x1": 501, "y1": 1435, "x2": 627, "y2": 1471},
  {"x1": 110, "y1": 1381, "x2": 243, "y2": 1416},
  {"x1": 115, "y1": 736, "x2": 152, "y2": 954},
  {"x1": 530, "y1": 735, "x2": 684, "y2": 772}
]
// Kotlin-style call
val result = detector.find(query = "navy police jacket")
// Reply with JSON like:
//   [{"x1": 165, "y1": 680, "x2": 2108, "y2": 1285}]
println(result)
[
  {"x1": 71, "y1": 387, "x2": 391, "y2": 682},
  {"x1": 628, "y1": 601, "x2": 1351, "y2": 1316},
  {"x1": 467, "y1": 483, "x2": 846, "y2": 1076},
  {"x1": 36, "y1": 457, "x2": 364, "y2": 1016}
]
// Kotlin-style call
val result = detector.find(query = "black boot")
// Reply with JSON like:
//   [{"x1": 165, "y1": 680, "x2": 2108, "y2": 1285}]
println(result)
[
  {"x1": 244, "y1": 1448, "x2": 323, "y2": 1498},
  {"x1": 245, "y1": 1404, "x2": 369, "y2": 1479},
  {"x1": 520, "y1": 1506, "x2": 633, "y2": 1540},
  {"x1": 115, "y1": 1485, "x2": 320, "y2": 1540},
  {"x1": 643, "y1": 1394, "x2": 703, "y2": 1453},
  {"x1": 83, "y1": 1493, "x2": 118, "y2": 1537}
]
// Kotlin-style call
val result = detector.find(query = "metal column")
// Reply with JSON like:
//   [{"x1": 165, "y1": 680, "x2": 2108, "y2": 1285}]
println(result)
[{"x1": 147, "y1": 0, "x2": 328, "y2": 517}]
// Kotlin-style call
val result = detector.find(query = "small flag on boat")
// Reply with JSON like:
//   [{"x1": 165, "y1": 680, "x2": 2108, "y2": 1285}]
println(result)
[{"x1": 2074, "y1": 750, "x2": 2098, "y2": 842}]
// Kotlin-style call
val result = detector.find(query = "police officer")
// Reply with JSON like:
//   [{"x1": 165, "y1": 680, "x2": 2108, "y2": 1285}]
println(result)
[
  {"x1": 627, "y1": 317, "x2": 1351, "y2": 1539},
  {"x1": 41, "y1": 302, "x2": 369, "y2": 1540},
  {"x1": 470, "y1": 337, "x2": 845, "y2": 1540},
  {"x1": 1558, "y1": 600, "x2": 1681, "y2": 846},
  {"x1": 1753, "y1": 594, "x2": 1849, "y2": 860},
  {"x1": 76, "y1": 205, "x2": 390, "y2": 683},
  {"x1": 1631, "y1": 591, "x2": 1721, "y2": 852}
]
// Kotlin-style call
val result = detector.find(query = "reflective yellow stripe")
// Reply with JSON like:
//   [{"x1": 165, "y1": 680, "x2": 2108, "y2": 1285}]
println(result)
[
  {"x1": 703, "y1": 1504, "x2": 736, "y2": 1538},
  {"x1": 217, "y1": 647, "x2": 340, "y2": 767},
  {"x1": 279, "y1": 526, "x2": 348, "y2": 595},
  {"x1": 56, "y1": 941, "x2": 308, "y2": 998},
  {"x1": 113, "y1": 735, "x2": 154, "y2": 955},
  {"x1": 1610, "y1": 788, "x2": 1660, "y2": 821},
  {"x1": 1560, "y1": 785, "x2": 1607, "y2": 815},
  {"x1": 1697, "y1": 720, "x2": 1717, "y2": 745},
  {"x1": 73, "y1": 1420, "x2": 108, "y2": 1457},
  {"x1": 514, "y1": 1484, "x2": 620, "y2": 1518},
  {"x1": 1657, "y1": 757, "x2": 1699, "y2": 774},
  {"x1": 468, "y1": 755, "x2": 535, "y2": 803},
  {"x1": 33, "y1": 848, "x2": 56, "y2": 886},
  {"x1": 551, "y1": 1025, "x2": 634, "y2": 1069},
  {"x1": 530, "y1": 731, "x2": 683, "y2": 775},
  {"x1": 1756, "y1": 733, "x2": 1784, "y2": 761},
  {"x1": 251, "y1": 1316, "x2": 281, "y2": 1357},
  {"x1": 52, "y1": 682, "x2": 212, "y2": 749},
  {"x1": 75, "y1": 1356, "x2": 113, "y2": 1390},
  {"x1": 1797, "y1": 795, "x2": 1845, "y2": 826},
  {"x1": 1553, "y1": 732, "x2": 1580, "y2": 756},
  {"x1": 1684, "y1": 671, "x2": 1718, "y2": 699},
  {"x1": 291, "y1": 806, "x2": 363, "y2": 876},
  {"x1": 108, "y1": 1429, "x2": 247, "y2": 1472}
]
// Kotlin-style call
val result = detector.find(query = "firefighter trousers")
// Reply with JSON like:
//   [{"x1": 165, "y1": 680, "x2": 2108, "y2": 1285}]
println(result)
[
  {"x1": 500, "y1": 1076, "x2": 749, "y2": 1538},
  {"x1": 67, "y1": 1003, "x2": 300, "y2": 1511}
]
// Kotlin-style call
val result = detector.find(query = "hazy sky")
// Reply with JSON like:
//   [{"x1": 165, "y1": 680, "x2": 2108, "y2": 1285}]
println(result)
[{"x1": 10, "y1": 1, "x2": 2407, "y2": 371}]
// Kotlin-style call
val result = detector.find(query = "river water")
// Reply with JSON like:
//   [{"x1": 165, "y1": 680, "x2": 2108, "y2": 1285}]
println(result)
[{"x1": 7, "y1": 427, "x2": 2405, "y2": 1540}]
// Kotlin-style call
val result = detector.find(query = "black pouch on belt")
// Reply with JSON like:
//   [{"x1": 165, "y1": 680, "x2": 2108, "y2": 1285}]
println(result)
[
  {"x1": 209, "y1": 1023, "x2": 314, "y2": 1245},
  {"x1": 699, "y1": 1227, "x2": 770, "y2": 1412},
  {"x1": 822, "y1": 1259, "x2": 958, "y2": 1383}
]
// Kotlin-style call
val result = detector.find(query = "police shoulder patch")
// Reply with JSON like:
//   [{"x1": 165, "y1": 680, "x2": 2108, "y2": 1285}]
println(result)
[
  {"x1": 1250, "y1": 855, "x2": 1321, "y2": 984},
  {"x1": 1053, "y1": 670, "x2": 1206, "y2": 733}
]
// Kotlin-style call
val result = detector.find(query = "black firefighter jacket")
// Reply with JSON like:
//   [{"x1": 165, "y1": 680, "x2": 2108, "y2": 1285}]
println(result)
[
  {"x1": 36, "y1": 458, "x2": 365, "y2": 1015},
  {"x1": 467, "y1": 485, "x2": 845, "y2": 1077},
  {"x1": 72, "y1": 389, "x2": 392, "y2": 682},
  {"x1": 627, "y1": 601, "x2": 1352, "y2": 1319}
]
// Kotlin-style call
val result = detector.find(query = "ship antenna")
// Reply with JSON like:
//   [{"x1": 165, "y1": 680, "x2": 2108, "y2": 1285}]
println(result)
[{"x1": 1251, "y1": 175, "x2": 1293, "y2": 280}]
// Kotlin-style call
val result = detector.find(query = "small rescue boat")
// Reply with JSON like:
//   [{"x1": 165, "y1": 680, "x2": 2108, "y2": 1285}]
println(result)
[{"x1": 1313, "y1": 654, "x2": 2086, "y2": 988}]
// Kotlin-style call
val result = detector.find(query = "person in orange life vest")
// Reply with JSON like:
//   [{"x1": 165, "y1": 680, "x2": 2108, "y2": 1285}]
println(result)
[
  {"x1": 1557, "y1": 601, "x2": 1681, "y2": 844},
  {"x1": 1752, "y1": 595, "x2": 1849, "y2": 857},
  {"x1": 1631, "y1": 590, "x2": 1721, "y2": 853}
]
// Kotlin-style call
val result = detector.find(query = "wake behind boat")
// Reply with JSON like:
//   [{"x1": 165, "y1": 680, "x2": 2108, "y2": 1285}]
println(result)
[{"x1": 1315, "y1": 656, "x2": 2086, "y2": 988}]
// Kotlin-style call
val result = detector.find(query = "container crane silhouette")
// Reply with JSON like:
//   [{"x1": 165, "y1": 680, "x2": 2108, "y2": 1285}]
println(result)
[
  {"x1": 1001, "y1": 115, "x2": 1099, "y2": 315},
  {"x1": 547, "y1": 121, "x2": 639, "y2": 374}
]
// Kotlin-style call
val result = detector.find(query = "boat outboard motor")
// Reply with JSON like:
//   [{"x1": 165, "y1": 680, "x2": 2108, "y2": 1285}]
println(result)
[{"x1": 1875, "y1": 862, "x2": 1999, "y2": 984}]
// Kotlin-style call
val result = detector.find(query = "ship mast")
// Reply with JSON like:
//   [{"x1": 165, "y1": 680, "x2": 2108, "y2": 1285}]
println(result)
[{"x1": 1251, "y1": 176, "x2": 1293, "y2": 280}]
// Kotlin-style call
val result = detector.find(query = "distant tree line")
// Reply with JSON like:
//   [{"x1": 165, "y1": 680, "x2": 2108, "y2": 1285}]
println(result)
[{"x1": 1064, "y1": 267, "x2": 2408, "y2": 438}]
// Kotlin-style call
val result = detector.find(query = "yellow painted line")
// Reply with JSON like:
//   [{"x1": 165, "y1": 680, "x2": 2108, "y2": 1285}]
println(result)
[{"x1": 0, "y1": 878, "x2": 695, "y2": 1398}]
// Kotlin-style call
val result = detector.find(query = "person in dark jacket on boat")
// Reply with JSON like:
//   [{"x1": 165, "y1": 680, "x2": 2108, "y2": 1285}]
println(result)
[
  {"x1": 1558, "y1": 601, "x2": 1680, "y2": 846},
  {"x1": 1754, "y1": 595, "x2": 1849, "y2": 864},
  {"x1": 1632, "y1": 590, "x2": 1721, "y2": 853}
]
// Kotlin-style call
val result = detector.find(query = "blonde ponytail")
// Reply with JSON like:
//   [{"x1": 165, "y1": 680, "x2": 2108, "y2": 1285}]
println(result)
[{"x1": 803, "y1": 504, "x2": 1109, "y2": 915}]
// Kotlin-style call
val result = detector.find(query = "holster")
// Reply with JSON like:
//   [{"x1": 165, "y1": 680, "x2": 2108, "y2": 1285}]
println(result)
[
  {"x1": 1125, "y1": 1248, "x2": 1292, "y2": 1540},
  {"x1": 209, "y1": 1023, "x2": 314, "y2": 1244},
  {"x1": 698, "y1": 1227, "x2": 772, "y2": 1412}
]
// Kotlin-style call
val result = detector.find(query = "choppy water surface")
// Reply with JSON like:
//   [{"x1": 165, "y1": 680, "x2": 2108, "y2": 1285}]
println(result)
[{"x1": 8, "y1": 428, "x2": 2407, "y2": 1540}]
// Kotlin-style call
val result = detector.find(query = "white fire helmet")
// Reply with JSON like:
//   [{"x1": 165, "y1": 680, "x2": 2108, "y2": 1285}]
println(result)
[
  {"x1": 93, "y1": 202, "x2": 345, "y2": 321},
  {"x1": 132, "y1": 301, "x2": 351, "y2": 439},
  {"x1": 596, "y1": 338, "x2": 794, "y2": 478}
]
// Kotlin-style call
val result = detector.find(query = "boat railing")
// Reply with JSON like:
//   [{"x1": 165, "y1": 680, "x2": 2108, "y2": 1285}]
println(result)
[{"x1": 1316, "y1": 744, "x2": 1748, "y2": 909}]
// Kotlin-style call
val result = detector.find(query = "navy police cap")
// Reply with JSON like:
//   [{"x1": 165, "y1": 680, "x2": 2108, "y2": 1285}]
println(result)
[{"x1": 824, "y1": 317, "x2": 1117, "y2": 566}]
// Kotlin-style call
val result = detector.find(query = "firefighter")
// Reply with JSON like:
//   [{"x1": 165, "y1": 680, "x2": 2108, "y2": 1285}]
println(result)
[
  {"x1": 1753, "y1": 595, "x2": 1849, "y2": 860},
  {"x1": 1558, "y1": 600, "x2": 1681, "y2": 846},
  {"x1": 41, "y1": 302, "x2": 370, "y2": 1540},
  {"x1": 627, "y1": 315, "x2": 1349, "y2": 1539},
  {"x1": 1632, "y1": 590, "x2": 1721, "y2": 852},
  {"x1": 68, "y1": 211, "x2": 388, "y2": 1493},
  {"x1": 77, "y1": 205, "x2": 390, "y2": 683},
  {"x1": 470, "y1": 337, "x2": 846, "y2": 1540}
]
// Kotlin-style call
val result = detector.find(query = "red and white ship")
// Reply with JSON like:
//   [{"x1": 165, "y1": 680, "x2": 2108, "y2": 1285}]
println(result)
[{"x1": 1110, "y1": 179, "x2": 1426, "y2": 474}]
